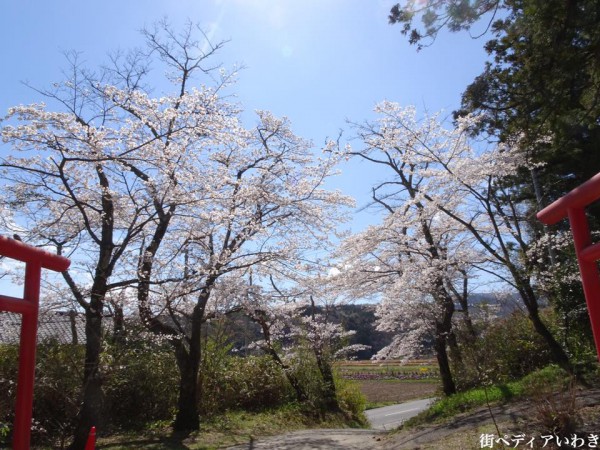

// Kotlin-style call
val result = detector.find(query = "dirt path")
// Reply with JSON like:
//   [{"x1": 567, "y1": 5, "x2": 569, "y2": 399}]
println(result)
[
  {"x1": 226, "y1": 388, "x2": 600, "y2": 450},
  {"x1": 226, "y1": 429, "x2": 386, "y2": 449}
]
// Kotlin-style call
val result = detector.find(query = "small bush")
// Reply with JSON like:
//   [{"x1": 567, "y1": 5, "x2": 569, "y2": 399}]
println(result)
[
  {"x1": 0, "y1": 341, "x2": 84, "y2": 448},
  {"x1": 0, "y1": 330, "x2": 180, "y2": 447},
  {"x1": 285, "y1": 348, "x2": 367, "y2": 421},
  {"x1": 453, "y1": 310, "x2": 555, "y2": 390},
  {"x1": 32, "y1": 340, "x2": 84, "y2": 447},
  {"x1": 287, "y1": 349, "x2": 330, "y2": 408},
  {"x1": 533, "y1": 385, "x2": 579, "y2": 437},
  {"x1": 0, "y1": 344, "x2": 18, "y2": 447},
  {"x1": 520, "y1": 364, "x2": 571, "y2": 396},
  {"x1": 334, "y1": 375, "x2": 367, "y2": 424},
  {"x1": 198, "y1": 339, "x2": 294, "y2": 416},
  {"x1": 102, "y1": 329, "x2": 179, "y2": 429}
]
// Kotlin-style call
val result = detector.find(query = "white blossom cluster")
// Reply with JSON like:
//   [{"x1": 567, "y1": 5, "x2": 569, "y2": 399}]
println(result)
[
  {"x1": 333, "y1": 103, "x2": 549, "y2": 361},
  {"x1": 0, "y1": 38, "x2": 354, "y2": 348}
]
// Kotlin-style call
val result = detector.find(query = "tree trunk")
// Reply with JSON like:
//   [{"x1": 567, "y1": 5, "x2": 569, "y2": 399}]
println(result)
[
  {"x1": 446, "y1": 330, "x2": 463, "y2": 366},
  {"x1": 250, "y1": 311, "x2": 309, "y2": 403},
  {"x1": 434, "y1": 328, "x2": 456, "y2": 396},
  {"x1": 434, "y1": 286, "x2": 457, "y2": 396},
  {"x1": 457, "y1": 273, "x2": 477, "y2": 343},
  {"x1": 264, "y1": 346, "x2": 308, "y2": 403},
  {"x1": 315, "y1": 352, "x2": 339, "y2": 411},
  {"x1": 68, "y1": 310, "x2": 79, "y2": 346},
  {"x1": 173, "y1": 338, "x2": 201, "y2": 431},
  {"x1": 515, "y1": 277, "x2": 573, "y2": 374},
  {"x1": 287, "y1": 371, "x2": 309, "y2": 403},
  {"x1": 69, "y1": 309, "x2": 105, "y2": 450},
  {"x1": 172, "y1": 304, "x2": 204, "y2": 432},
  {"x1": 112, "y1": 303, "x2": 125, "y2": 344},
  {"x1": 528, "y1": 306, "x2": 573, "y2": 373}
]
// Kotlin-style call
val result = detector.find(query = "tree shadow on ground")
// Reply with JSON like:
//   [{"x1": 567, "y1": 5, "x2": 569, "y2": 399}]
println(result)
[{"x1": 98, "y1": 430, "x2": 193, "y2": 449}]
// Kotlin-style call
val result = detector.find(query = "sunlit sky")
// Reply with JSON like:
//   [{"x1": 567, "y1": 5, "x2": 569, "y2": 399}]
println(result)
[{"x1": 0, "y1": 0, "x2": 492, "y2": 233}]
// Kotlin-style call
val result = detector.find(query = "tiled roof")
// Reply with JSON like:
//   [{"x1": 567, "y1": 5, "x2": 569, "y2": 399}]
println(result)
[{"x1": 0, "y1": 311, "x2": 86, "y2": 345}]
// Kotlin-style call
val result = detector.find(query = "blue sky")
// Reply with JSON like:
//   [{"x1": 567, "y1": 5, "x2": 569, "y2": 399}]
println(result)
[{"x1": 1, "y1": 0, "x2": 490, "y2": 231}]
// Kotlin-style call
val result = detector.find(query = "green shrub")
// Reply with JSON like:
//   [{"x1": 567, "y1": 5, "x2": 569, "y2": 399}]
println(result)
[
  {"x1": 284, "y1": 347, "x2": 366, "y2": 421},
  {"x1": 334, "y1": 375, "x2": 367, "y2": 424},
  {"x1": 408, "y1": 364, "x2": 575, "y2": 429},
  {"x1": 0, "y1": 329, "x2": 180, "y2": 447},
  {"x1": 102, "y1": 330, "x2": 179, "y2": 429},
  {"x1": 520, "y1": 364, "x2": 571, "y2": 396},
  {"x1": 453, "y1": 310, "x2": 555, "y2": 389},
  {"x1": 0, "y1": 341, "x2": 83, "y2": 448},
  {"x1": 424, "y1": 382, "x2": 524, "y2": 421},
  {"x1": 32, "y1": 340, "x2": 84, "y2": 447},
  {"x1": 0, "y1": 344, "x2": 18, "y2": 447},
  {"x1": 198, "y1": 339, "x2": 294, "y2": 416},
  {"x1": 287, "y1": 349, "x2": 329, "y2": 407}
]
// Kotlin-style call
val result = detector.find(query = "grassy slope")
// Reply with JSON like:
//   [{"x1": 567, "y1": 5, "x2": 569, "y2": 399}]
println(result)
[
  {"x1": 385, "y1": 365, "x2": 600, "y2": 449},
  {"x1": 96, "y1": 405, "x2": 367, "y2": 450}
]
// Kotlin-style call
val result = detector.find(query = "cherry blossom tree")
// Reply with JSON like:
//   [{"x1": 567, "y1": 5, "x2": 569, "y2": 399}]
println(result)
[
  {"x1": 127, "y1": 107, "x2": 353, "y2": 429},
  {"x1": 339, "y1": 103, "x2": 573, "y2": 384},
  {"x1": 242, "y1": 271, "x2": 368, "y2": 410},
  {"x1": 2, "y1": 19, "x2": 356, "y2": 437},
  {"x1": 333, "y1": 107, "x2": 481, "y2": 394},
  {"x1": 0, "y1": 21, "x2": 238, "y2": 448}
]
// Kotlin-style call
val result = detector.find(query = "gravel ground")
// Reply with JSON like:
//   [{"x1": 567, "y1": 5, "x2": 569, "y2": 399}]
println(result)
[{"x1": 226, "y1": 429, "x2": 386, "y2": 449}]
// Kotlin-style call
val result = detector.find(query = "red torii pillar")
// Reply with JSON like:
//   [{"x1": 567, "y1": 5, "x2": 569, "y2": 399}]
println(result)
[
  {"x1": 537, "y1": 172, "x2": 600, "y2": 360},
  {"x1": 0, "y1": 235, "x2": 70, "y2": 450}
]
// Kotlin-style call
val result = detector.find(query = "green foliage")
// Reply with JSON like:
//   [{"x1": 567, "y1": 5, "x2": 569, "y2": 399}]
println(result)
[
  {"x1": 197, "y1": 335, "x2": 368, "y2": 423},
  {"x1": 459, "y1": 0, "x2": 600, "y2": 206},
  {"x1": 198, "y1": 340, "x2": 294, "y2": 416},
  {"x1": 102, "y1": 331, "x2": 179, "y2": 429},
  {"x1": 0, "y1": 332, "x2": 180, "y2": 447},
  {"x1": 397, "y1": 0, "x2": 600, "y2": 196},
  {"x1": 406, "y1": 364, "x2": 576, "y2": 432},
  {"x1": 334, "y1": 375, "x2": 367, "y2": 424},
  {"x1": 409, "y1": 381, "x2": 524, "y2": 425},
  {"x1": 389, "y1": 0, "x2": 501, "y2": 49},
  {"x1": 0, "y1": 344, "x2": 18, "y2": 447},
  {"x1": 283, "y1": 347, "x2": 367, "y2": 421},
  {"x1": 520, "y1": 364, "x2": 571, "y2": 396},
  {"x1": 0, "y1": 342, "x2": 84, "y2": 447},
  {"x1": 0, "y1": 332, "x2": 365, "y2": 447},
  {"x1": 287, "y1": 348, "x2": 329, "y2": 406},
  {"x1": 452, "y1": 310, "x2": 556, "y2": 390},
  {"x1": 31, "y1": 341, "x2": 85, "y2": 446}
]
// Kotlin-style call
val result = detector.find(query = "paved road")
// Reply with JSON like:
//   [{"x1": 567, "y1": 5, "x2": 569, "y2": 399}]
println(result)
[
  {"x1": 226, "y1": 398, "x2": 435, "y2": 449},
  {"x1": 365, "y1": 397, "x2": 435, "y2": 430}
]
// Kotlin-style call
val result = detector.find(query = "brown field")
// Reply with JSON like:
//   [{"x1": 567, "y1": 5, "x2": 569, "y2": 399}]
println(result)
[
  {"x1": 339, "y1": 359, "x2": 437, "y2": 367},
  {"x1": 357, "y1": 380, "x2": 439, "y2": 404}
]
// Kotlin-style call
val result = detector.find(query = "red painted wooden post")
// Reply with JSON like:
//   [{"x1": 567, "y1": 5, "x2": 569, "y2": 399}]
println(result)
[
  {"x1": 84, "y1": 426, "x2": 96, "y2": 450},
  {"x1": 13, "y1": 261, "x2": 41, "y2": 450},
  {"x1": 0, "y1": 236, "x2": 70, "y2": 450},
  {"x1": 537, "y1": 173, "x2": 600, "y2": 360}
]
